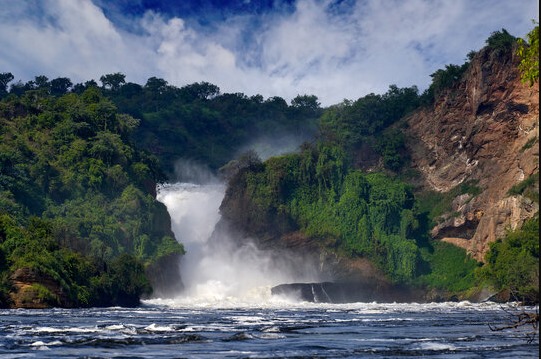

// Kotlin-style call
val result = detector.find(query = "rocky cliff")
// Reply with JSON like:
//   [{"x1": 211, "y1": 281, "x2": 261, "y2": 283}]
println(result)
[{"x1": 404, "y1": 44, "x2": 539, "y2": 261}]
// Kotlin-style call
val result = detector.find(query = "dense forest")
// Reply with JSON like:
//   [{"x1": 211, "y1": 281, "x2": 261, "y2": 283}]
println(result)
[{"x1": 0, "y1": 25, "x2": 538, "y2": 307}]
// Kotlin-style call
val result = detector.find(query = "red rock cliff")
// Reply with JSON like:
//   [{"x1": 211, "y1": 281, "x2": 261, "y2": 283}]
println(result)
[{"x1": 405, "y1": 44, "x2": 539, "y2": 261}]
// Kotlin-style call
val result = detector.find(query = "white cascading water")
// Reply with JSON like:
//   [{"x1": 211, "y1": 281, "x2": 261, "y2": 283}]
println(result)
[{"x1": 155, "y1": 181, "x2": 320, "y2": 307}]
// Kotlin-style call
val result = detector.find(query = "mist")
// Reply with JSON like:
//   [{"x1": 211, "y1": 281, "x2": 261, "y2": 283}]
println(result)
[
  {"x1": 236, "y1": 132, "x2": 314, "y2": 161},
  {"x1": 173, "y1": 158, "x2": 219, "y2": 184}
]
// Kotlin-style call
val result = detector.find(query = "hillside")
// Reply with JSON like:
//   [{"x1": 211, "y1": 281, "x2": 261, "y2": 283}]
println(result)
[
  {"x1": 405, "y1": 42, "x2": 539, "y2": 261},
  {"x1": 0, "y1": 88, "x2": 184, "y2": 308}
]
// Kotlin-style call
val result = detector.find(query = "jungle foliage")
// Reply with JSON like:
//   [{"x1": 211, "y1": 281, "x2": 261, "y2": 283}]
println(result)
[
  {"x1": 104, "y1": 79, "x2": 322, "y2": 175},
  {"x1": 0, "y1": 87, "x2": 183, "y2": 307},
  {"x1": 232, "y1": 142, "x2": 486, "y2": 288},
  {"x1": 320, "y1": 85, "x2": 420, "y2": 171},
  {"x1": 478, "y1": 216, "x2": 539, "y2": 304},
  {"x1": 233, "y1": 143, "x2": 424, "y2": 283}
]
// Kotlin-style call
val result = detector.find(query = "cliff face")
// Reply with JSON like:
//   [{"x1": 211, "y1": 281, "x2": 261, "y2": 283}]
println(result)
[{"x1": 405, "y1": 45, "x2": 539, "y2": 260}]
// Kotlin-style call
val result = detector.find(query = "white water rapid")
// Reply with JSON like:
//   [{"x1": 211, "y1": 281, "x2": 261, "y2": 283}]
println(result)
[{"x1": 155, "y1": 182, "x2": 319, "y2": 307}]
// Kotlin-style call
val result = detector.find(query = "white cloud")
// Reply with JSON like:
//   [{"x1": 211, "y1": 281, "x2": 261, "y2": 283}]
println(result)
[
  {"x1": 0, "y1": 0, "x2": 537, "y2": 105},
  {"x1": 0, "y1": 0, "x2": 154, "y2": 84}
]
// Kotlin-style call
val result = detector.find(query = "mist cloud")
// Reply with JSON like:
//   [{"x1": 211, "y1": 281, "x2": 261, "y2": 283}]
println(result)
[{"x1": 0, "y1": 0, "x2": 537, "y2": 105}]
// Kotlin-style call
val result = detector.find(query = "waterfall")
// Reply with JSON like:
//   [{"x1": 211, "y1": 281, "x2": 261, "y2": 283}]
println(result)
[
  {"x1": 156, "y1": 182, "x2": 224, "y2": 296},
  {"x1": 156, "y1": 182, "x2": 320, "y2": 305}
]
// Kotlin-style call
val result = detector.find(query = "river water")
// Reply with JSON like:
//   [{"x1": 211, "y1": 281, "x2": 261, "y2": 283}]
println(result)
[
  {"x1": 1, "y1": 183, "x2": 538, "y2": 358},
  {"x1": 0, "y1": 301, "x2": 538, "y2": 358}
]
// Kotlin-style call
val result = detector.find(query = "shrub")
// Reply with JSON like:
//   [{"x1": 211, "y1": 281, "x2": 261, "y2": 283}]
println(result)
[
  {"x1": 416, "y1": 241, "x2": 479, "y2": 292},
  {"x1": 477, "y1": 216, "x2": 539, "y2": 303},
  {"x1": 486, "y1": 28, "x2": 516, "y2": 55},
  {"x1": 517, "y1": 22, "x2": 539, "y2": 86}
]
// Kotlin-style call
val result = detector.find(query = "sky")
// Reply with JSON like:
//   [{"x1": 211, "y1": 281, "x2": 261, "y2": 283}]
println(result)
[{"x1": 0, "y1": 0, "x2": 538, "y2": 106}]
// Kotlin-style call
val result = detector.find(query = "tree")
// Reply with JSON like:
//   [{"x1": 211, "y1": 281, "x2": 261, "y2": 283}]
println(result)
[
  {"x1": 179, "y1": 81, "x2": 220, "y2": 100},
  {"x1": 479, "y1": 216, "x2": 539, "y2": 304},
  {"x1": 0, "y1": 72, "x2": 14, "y2": 98},
  {"x1": 144, "y1": 77, "x2": 169, "y2": 94},
  {"x1": 100, "y1": 73, "x2": 126, "y2": 91},
  {"x1": 517, "y1": 21, "x2": 539, "y2": 86},
  {"x1": 50, "y1": 77, "x2": 73, "y2": 96},
  {"x1": 72, "y1": 80, "x2": 98, "y2": 94},
  {"x1": 291, "y1": 94, "x2": 320, "y2": 110},
  {"x1": 33, "y1": 75, "x2": 49, "y2": 89},
  {"x1": 429, "y1": 64, "x2": 468, "y2": 95},
  {"x1": 486, "y1": 28, "x2": 516, "y2": 55}
]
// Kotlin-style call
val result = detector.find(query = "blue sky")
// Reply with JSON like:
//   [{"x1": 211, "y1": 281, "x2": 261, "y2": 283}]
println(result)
[{"x1": 0, "y1": 0, "x2": 538, "y2": 106}]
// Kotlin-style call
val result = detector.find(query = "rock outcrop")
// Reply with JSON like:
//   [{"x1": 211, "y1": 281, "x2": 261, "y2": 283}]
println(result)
[
  {"x1": 271, "y1": 281, "x2": 422, "y2": 303},
  {"x1": 404, "y1": 44, "x2": 539, "y2": 261},
  {"x1": 9, "y1": 268, "x2": 73, "y2": 309},
  {"x1": 145, "y1": 253, "x2": 185, "y2": 298}
]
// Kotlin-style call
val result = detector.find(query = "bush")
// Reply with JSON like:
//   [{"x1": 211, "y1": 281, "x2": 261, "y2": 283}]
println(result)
[
  {"x1": 416, "y1": 241, "x2": 479, "y2": 292},
  {"x1": 517, "y1": 22, "x2": 539, "y2": 86},
  {"x1": 478, "y1": 216, "x2": 539, "y2": 303},
  {"x1": 486, "y1": 28, "x2": 516, "y2": 55},
  {"x1": 415, "y1": 180, "x2": 482, "y2": 226},
  {"x1": 507, "y1": 172, "x2": 539, "y2": 203}
]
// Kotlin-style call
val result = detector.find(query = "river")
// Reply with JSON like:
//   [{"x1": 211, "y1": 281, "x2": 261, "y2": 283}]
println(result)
[{"x1": 0, "y1": 301, "x2": 538, "y2": 358}]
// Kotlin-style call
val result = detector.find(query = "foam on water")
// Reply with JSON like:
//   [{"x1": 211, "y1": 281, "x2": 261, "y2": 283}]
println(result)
[
  {"x1": 144, "y1": 323, "x2": 174, "y2": 332},
  {"x1": 1, "y1": 300, "x2": 537, "y2": 358},
  {"x1": 417, "y1": 342, "x2": 458, "y2": 351}
]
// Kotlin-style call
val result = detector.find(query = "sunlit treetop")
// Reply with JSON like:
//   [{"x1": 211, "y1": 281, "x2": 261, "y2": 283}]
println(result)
[{"x1": 517, "y1": 21, "x2": 539, "y2": 86}]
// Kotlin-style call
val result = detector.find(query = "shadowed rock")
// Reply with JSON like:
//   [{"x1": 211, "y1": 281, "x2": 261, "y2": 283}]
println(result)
[{"x1": 271, "y1": 281, "x2": 423, "y2": 303}]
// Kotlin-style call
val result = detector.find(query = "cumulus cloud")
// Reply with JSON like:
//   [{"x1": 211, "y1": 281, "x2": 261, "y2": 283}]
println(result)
[
  {"x1": 0, "y1": 0, "x2": 153, "y2": 84},
  {"x1": 0, "y1": 0, "x2": 537, "y2": 105}
]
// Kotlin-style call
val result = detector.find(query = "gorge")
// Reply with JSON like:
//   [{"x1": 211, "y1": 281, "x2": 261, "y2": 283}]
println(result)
[{"x1": 0, "y1": 27, "x2": 538, "y2": 308}]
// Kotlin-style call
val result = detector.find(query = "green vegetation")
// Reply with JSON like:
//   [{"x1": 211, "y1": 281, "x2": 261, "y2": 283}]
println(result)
[
  {"x1": 416, "y1": 241, "x2": 479, "y2": 292},
  {"x1": 104, "y1": 79, "x2": 322, "y2": 174},
  {"x1": 319, "y1": 85, "x2": 420, "y2": 153},
  {"x1": 477, "y1": 216, "x2": 539, "y2": 304},
  {"x1": 232, "y1": 142, "x2": 485, "y2": 291},
  {"x1": 485, "y1": 28, "x2": 516, "y2": 55},
  {"x1": 521, "y1": 136, "x2": 538, "y2": 152},
  {"x1": 418, "y1": 62, "x2": 470, "y2": 106},
  {"x1": 415, "y1": 180, "x2": 482, "y2": 226},
  {"x1": 507, "y1": 172, "x2": 539, "y2": 203},
  {"x1": 234, "y1": 143, "x2": 423, "y2": 282},
  {"x1": 0, "y1": 85, "x2": 182, "y2": 307},
  {"x1": 517, "y1": 21, "x2": 539, "y2": 86}
]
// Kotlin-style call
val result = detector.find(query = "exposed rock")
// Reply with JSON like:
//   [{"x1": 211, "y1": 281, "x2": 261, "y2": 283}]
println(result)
[
  {"x1": 271, "y1": 281, "x2": 423, "y2": 303},
  {"x1": 9, "y1": 268, "x2": 72, "y2": 309},
  {"x1": 144, "y1": 253, "x2": 185, "y2": 298},
  {"x1": 405, "y1": 45, "x2": 539, "y2": 261}
]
